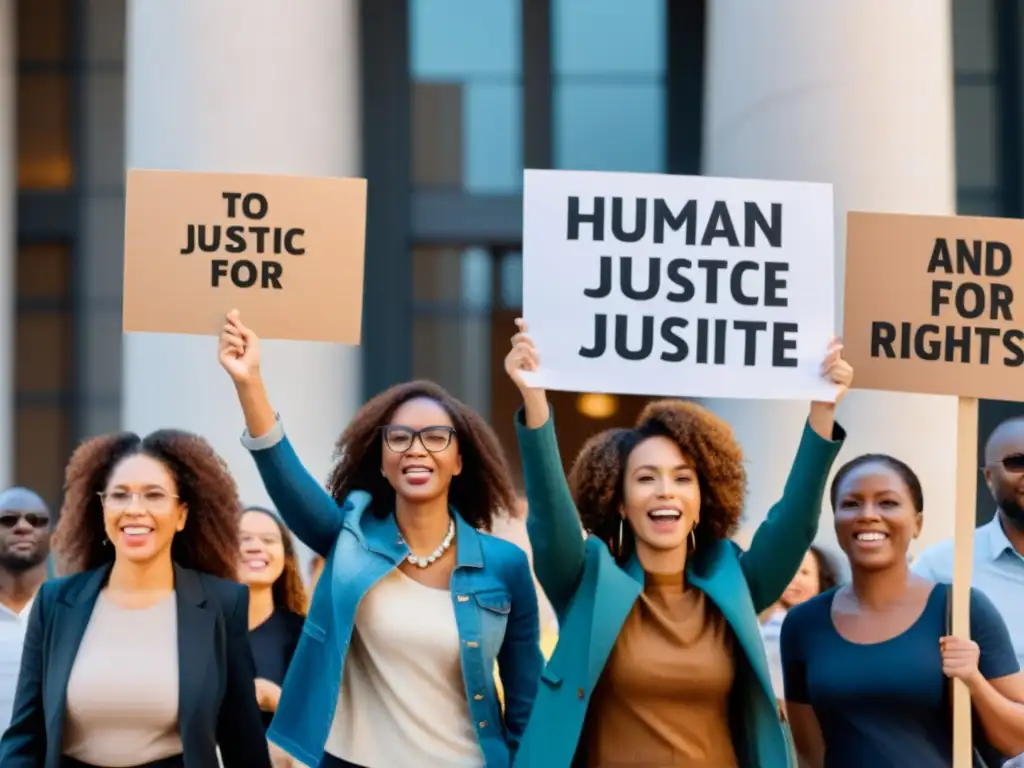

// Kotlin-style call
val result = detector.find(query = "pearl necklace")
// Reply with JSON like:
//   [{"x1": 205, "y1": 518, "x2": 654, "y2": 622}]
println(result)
[{"x1": 402, "y1": 517, "x2": 456, "y2": 569}]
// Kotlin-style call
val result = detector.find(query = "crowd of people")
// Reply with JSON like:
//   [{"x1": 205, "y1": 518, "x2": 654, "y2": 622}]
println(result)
[{"x1": 0, "y1": 310, "x2": 1017, "y2": 767}]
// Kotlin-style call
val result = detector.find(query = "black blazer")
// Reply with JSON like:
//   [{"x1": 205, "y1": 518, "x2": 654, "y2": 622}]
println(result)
[{"x1": 0, "y1": 563, "x2": 272, "y2": 768}]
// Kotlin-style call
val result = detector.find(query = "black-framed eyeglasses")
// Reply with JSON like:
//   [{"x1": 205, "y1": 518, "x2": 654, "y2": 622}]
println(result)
[
  {"x1": 382, "y1": 426, "x2": 456, "y2": 454},
  {"x1": 994, "y1": 454, "x2": 1024, "y2": 473},
  {"x1": 0, "y1": 513, "x2": 49, "y2": 530}
]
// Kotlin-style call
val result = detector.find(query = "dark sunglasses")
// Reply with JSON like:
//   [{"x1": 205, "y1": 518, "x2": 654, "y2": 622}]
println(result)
[
  {"x1": 996, "y1": 454, "x2": 1024, "y2": 473},
  {"x1": 0, "y1": 513, "x2": 49, "y2": 529}
]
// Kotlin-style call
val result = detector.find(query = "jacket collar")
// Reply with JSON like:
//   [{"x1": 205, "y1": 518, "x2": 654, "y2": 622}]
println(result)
[
  {"x1": 342, "y1": 490, "x2": 484, "y2": 569},
  {"x1": 58, "y1": 561, "x2": 207, "y2": 606}
]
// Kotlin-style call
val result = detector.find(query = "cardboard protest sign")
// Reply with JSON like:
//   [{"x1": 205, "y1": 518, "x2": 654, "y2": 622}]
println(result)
[
  {"x1": 844, "y1": 212, "x2": 1024, "y2": 402},
  {"x1": 123, "y1": 169, "x2": 367, "y2": 343},
  {"x1": 843, "y1": 210, "x2": 1024, "y2": 768},
  {"x1": 521, "y1": 169, "x2": 837, "y2": 400}
]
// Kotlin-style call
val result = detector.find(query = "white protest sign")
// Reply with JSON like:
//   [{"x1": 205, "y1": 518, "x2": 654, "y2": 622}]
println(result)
[{"x1": 521, "y1": 169, "x2": 837, "y2": 401}]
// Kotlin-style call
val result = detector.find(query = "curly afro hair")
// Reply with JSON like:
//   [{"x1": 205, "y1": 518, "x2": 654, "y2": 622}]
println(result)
[
  {"x1": 240, "y1": 506, "x2": 308, "y2": 617},
  {"x1": 568, "y1": 399, "x2": 746, "y2": 563},
  {"x1": 326, "y1": 380, "x2": 517, "y2": 531},
  {"x1": 54, "y1": 430, "x2": 242, "y2": 579}
]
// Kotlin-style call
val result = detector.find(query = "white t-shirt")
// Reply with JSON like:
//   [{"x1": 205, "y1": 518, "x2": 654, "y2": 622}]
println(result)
[{"x1": 0, "y1": 598, "x2": 35, "y2": 731}]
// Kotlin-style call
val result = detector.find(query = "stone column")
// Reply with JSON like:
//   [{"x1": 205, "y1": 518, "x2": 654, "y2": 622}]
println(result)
[
  {"x1": 703, "y1": 0, "x2": 958, "y2": 558},
  {"x1": 124, "y1": 0, "x2": 362, "y2": 568}
]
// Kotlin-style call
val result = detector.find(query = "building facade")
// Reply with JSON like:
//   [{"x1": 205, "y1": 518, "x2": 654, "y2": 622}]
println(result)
[{"x1": 5, "y1": 0, "x2": 1022, "y2": 554}]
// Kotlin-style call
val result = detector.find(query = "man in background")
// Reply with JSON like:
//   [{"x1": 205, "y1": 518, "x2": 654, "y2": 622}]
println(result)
[
  {"x1": 0, "y1": 487, "x2": 52, "y2": 730},
  {"x1": 913, "y1": 416, "x2": 1024, "y2": 668}
]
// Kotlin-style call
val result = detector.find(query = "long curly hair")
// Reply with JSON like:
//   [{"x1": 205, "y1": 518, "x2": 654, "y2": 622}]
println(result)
[
  {"x1": 241, "y1": 506, "x2": 308, "y2": 617},
  {"x1": 568, "y1": 399, "x2": 747, "y2": 563},
  {"x1": 54, "y1": 430, "x2": 242, "y2": 579},
  {"x1": 326, "y1": 380, "x2": 517, "y2": 530}
]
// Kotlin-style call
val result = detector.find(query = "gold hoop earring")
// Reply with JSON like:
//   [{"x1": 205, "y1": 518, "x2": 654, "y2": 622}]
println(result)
[
  {"x1": 617, "y1": 518, "x2": 624, "y2": 556},
  {"x1": 690, "y1": 526, "x2": 697, "y2": 551}
]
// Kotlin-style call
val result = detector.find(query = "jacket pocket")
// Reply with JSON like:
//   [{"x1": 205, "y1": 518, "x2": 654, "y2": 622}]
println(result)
[
  {"x1": 474, "y1": 589, "x2": 511, "y2": 615},
  {"x1": 473, "y1": 589, "x2": 511, "y2": 661}
]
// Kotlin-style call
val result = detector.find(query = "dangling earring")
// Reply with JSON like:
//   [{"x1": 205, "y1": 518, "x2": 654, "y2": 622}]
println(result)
[
  {"x1": 617, "y1": 518, "x2": 624, "y2": 555},
  {"x1": 690, "y1": 524, "x2": 697, "y2": 551}
]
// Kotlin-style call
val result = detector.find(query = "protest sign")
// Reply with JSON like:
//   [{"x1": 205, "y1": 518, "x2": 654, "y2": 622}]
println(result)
[
  {"x1": 520, "y1": 169, "x2": 837, "y2": 400},
  {"x1": 844, "y1": 210, "x2": 1024, "y2": 768},
  {"x1": 123, "y1": 169, "x2": 367, "y2": 343},
  {"x1": 844, "y1": 212, "x2": 1024, "y2": 400}
]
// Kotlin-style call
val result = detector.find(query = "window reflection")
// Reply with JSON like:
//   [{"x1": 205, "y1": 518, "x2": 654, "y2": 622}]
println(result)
[
  {"x1": 410, "y1": 0, "x2": 523, "y2": 193},
  {"x1": 552, "y1": 0, "x2": 666, "y2": 173}
]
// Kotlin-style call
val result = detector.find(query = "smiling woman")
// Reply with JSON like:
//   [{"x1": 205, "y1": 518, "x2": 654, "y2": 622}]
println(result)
[
  {"x1": 781, "y1": 454, "x2": 1024, "y2": 767},
  {"x1": 237, "y1": 506, "x2": 307, "y2": 735},
  {"x1": 217, "y1": 310, "x2": 544, "y2": 768},
  {"x1": 0, "y1": 430, "x2": 272, "y2": 768}
]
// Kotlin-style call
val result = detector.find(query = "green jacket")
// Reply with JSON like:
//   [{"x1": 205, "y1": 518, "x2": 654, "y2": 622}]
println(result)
[{"x1": 513, "y1": 410, "x2": 845, "y2": 768}]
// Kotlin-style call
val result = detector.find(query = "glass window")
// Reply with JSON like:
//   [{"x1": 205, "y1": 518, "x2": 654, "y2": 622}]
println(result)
[
  {"x1": 15, "y1": 406, "x2": 69, "y2": 513},
  {"x1": 17, "y1": 0, "x2": 69, "y2": 63},
  {"x1": 18, "y1": 242, "x2": 70, "y2": 299},
  {"x1": 498, "y1": 251, "x2": 523, "y2": 309},
  {"x1": 410, "y1": 0, "x2": 523, "y2": 194},
  {"x1": 411, "y1": 245, "x2": 497, "y2": 417},
  {"x1": 553, "y1": 0, "x2": 664, "y2": 76},
  {"x1": 951, "y1": 0, "x2": 995, "y2": 76},
  {"x1": 17, "y1": 73, "x2": 73, "y2": 189},
  {"x1": 15, "y1": 241, "x2": 72, "y2": 509},
  {"x1": 552, "y1": 0, "x2": 666, "y2": 172},
  {"x1": 16, "y1": 313, "x2": 71, "y2": 393}
]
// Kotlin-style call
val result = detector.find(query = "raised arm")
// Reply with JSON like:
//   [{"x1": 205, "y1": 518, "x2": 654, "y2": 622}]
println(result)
[
  {"x1": 740, "y1": 340, "x2": 852, "y2": 613},
  {"x1": 220, "y1": 310, "x2": 344, "y2": 556},
  {"x1": 506, "y1": 320, "x2": 586, "y2": 617}
]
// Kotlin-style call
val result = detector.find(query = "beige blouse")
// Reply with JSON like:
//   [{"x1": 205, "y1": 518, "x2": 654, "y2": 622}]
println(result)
[
  {"x1": 63, "y1": 592, "x2": 183, "y2": 766},
  {"x1": 326, "y1": 568, "x2": 483, "y2": 767}
]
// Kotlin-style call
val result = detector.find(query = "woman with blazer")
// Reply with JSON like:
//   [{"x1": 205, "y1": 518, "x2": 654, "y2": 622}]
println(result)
[
  {"x1": 782, "y1": 454, "x2": 1024, "y2": 767},
  {"x1": 0, "y1": 430, "x2": 272, "y2": 768},
  {"x1": 505, "y1": 320, "x2": 852, "y2": 768},
  {"x1": 218, "y1": 311, "x2": 543, "y2": 768}
]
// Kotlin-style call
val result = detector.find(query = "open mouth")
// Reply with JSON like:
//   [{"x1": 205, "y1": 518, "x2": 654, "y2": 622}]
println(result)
[
  {"x1": 647, "y1": 508, "x2": 682, "y2": 529},
  {"x1": 853, "y1": 531, "x2": 888, "y2": 546},
  {"x1": 244, "y1": 559, "x2": 269, "y2": 571},
  {"x1": 120, "y1": 525, "x2": 154, "y2": 545},
  {"x1": 402, "y1": 466, "x2": 433, "y2": 485}
]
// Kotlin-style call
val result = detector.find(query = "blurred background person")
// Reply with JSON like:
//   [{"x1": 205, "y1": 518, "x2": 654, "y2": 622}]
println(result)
[
  {"x1": 0, "y1": 487, "x2": 51, "y2": 733},
  {"x1": 238, "y1": 505, "x2": 307, "y2": 737},
  {"x1": 0, "y1": 430, "x2": 271, "y2": 768},
  {"x1": 759, "y1": 545, "x2": 838, "y2": 703}
]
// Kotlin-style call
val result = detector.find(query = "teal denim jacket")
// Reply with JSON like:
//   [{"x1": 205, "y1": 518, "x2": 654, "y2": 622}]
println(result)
[
  {"x1": 242, "y1": 420, "x2": 543, "y2": 768},
  {"x1": 512, "y1": 409, "x2": 844, "y2": 768}
]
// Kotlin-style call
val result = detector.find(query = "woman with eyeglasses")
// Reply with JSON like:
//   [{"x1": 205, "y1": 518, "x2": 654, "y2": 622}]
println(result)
[
  {"x1": 218, "y1": 311, "x2": 543, "y2": 768},
  {"x1": 0, "y1": 430, "x2": 271, "y2": 768}
]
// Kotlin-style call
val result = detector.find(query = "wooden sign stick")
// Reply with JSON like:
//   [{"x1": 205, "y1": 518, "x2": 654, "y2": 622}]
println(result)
[{"x1": 952, "y1": 396, "x2": 979, "y2": 768}]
